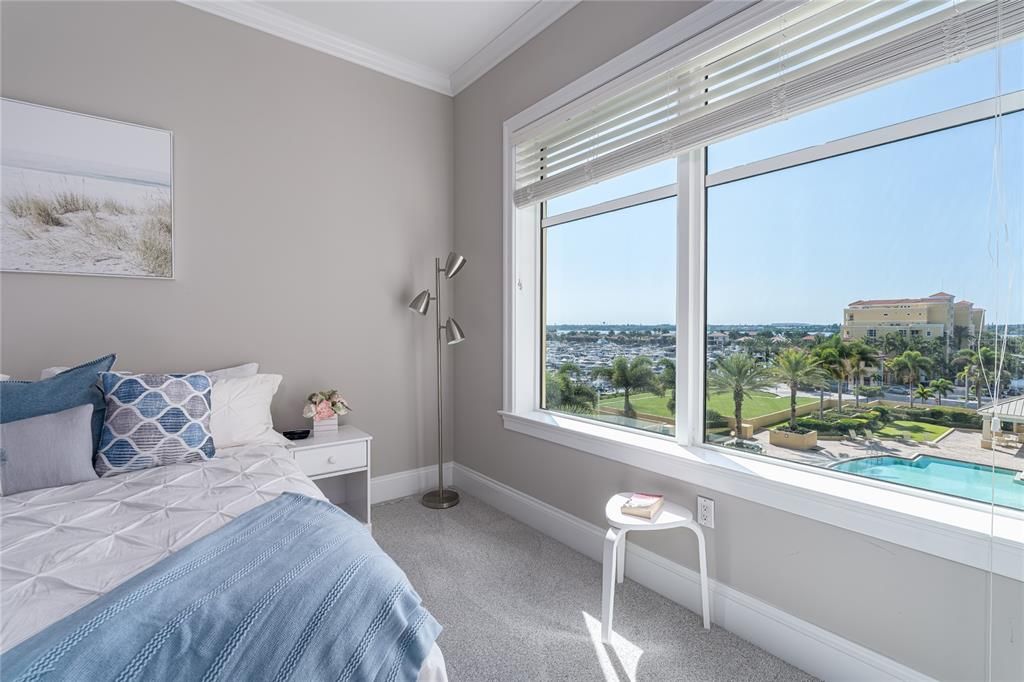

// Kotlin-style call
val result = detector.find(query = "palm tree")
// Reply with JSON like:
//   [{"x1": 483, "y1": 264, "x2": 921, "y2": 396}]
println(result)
[
  {"x1": 929, "y1": 378, "x2": 953, "y2": 405},
  {"x1": 957, "y1": 364, "x2": 983, "y2": 408},
  {"x1": 812, "y1": 345, "x2": 839, "y2": 417},
  {"x1": 914, "y1": 385, "x2": 934, "y2": 404},
  {"x1": 888, "y1": 350, "x2": 934, "y2": 407},
  {"x1": 954, "y1": 347, "x2": 996, "y2": 407},
  {"x1": 772, "y1": 348, "x2": 830, "y2": 430},
  {"x1": 846, "y1": 341, "x2": 879, "y2": 408},
  {"x1": 814, "y1": 336, "x2": 852, "y2": 411},
  {"x1": 592, "y1": 356, "x2": 661, "y2": 419},
  {"x1": 545, "y1": 363, "x2": 597, "y2": 414},
  {"x1": 659, "y1": 358, "x2": 676, "y2": 415},
  {"x1": 707, "y1": 353, "x2": 774, "y2": 435}
]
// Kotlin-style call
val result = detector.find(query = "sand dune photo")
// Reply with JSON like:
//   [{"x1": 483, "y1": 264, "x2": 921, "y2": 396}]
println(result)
[{"x1": 1, "y1": 99, "x2": 172, "y2": 278}]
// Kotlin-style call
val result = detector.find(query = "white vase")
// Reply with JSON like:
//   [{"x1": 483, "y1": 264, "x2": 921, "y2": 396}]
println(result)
[{"x1": 313, "y1": 414, "x2": 339, "y2": 432}]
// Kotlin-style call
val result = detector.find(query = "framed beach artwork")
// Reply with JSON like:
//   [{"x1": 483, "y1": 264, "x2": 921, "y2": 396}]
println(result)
[{"x1": 1, "y1": 98, "x2": 173, "y2": 278}]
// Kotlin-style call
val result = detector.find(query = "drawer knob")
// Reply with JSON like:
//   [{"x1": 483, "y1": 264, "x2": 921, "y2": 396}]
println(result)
[{"x1": 328, "y1": 456, "x2": 337, "y2": 464}]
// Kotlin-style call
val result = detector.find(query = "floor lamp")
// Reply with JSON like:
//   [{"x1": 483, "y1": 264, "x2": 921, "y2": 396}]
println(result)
[{"x1": 408, "y1": 251, "x2": 466, "y2": 509}]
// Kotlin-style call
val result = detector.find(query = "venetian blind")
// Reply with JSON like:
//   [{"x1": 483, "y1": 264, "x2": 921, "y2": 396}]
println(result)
[{"x1": 514, "y1": 0, "x2": 1023, "y2": 207}]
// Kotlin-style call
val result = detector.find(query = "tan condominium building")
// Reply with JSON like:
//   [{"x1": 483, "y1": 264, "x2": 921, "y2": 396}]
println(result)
[{"x1": 842, "y1": 292, "x2": 984, "y2": 348}]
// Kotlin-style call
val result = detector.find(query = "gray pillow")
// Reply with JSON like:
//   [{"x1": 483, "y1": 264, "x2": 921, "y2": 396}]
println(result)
[{"x1": 0, "y1": 404, "x2": 98, "y2": 496}]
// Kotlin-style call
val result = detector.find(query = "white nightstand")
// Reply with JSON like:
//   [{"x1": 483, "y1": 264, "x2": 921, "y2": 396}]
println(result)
[{"x1": 286, "y1": 426, "x2": 373, "y2": 526}]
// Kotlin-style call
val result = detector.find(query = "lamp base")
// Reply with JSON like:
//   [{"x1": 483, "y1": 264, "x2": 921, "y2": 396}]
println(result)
[{"x1": 421, "y1": 488, "x2": 460, "y2": 509}]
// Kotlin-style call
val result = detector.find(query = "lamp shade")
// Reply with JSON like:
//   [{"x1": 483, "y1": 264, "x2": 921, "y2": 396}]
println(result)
[
  {"x1": 443, "y1": 251, "x2": 467, "y2": 279},
  {"x1": 408, "y1": 289, "x2": 431, "y2": 315},
  {"x1": 444, "y1": 317, "x2": 466, "y2": 345}
]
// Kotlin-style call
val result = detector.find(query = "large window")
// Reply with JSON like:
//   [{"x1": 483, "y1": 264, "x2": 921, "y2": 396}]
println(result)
[
  {"x1": 702, "y1": 41, "x2": 1023, "y2": 512},
  {"x1": 510, "y1": 0, "x2": 1024, "y2": 529},
  {"x1": 530, "y1": 24, "x2": 1022, "y2": 510}
]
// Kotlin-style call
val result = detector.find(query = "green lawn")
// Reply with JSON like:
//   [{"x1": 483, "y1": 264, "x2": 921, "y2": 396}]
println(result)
[
  {"x1": 877, "y1": 420, "x2": 951, "y2": 443},
  {"x1": 598, "y1": 390, "x2": 815, "y2": 420},
  {"x1": 705, "y1": 391, "x2": 815, "y2": 420},
  {"x1": 598, "y1": 392, "x2": 673, "y2": 418}
]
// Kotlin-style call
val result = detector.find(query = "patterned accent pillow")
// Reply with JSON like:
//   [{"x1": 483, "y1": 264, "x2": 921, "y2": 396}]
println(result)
[{"x1": 96, "y1": 372, "x2": 216, "y2": 476}]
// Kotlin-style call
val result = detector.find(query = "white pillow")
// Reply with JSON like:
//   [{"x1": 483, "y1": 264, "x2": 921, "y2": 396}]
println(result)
[
  {"x1": 208, "y1": 362, "x2": 259, "y2": 383},
  {"x1": 210, "y1": 374, "x2": 289, "y2": 448},
  {"x1": 41, "y1": 362, "x2": 259, "y2": 382}
]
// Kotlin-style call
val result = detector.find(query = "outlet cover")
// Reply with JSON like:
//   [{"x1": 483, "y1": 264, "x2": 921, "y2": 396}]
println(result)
[{"x1": 697, "y1": 496, "x2": 715, "y2": 529}]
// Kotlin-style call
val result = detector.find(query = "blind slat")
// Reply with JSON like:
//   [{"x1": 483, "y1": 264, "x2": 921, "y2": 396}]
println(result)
[{"x1": 514, "y1": 0, "x2": 1017, "y2": 207}]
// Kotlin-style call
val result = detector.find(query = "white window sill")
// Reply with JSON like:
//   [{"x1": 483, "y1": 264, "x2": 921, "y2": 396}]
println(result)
[{"x1": 499, "y1": 409, "x2": 1024, "y2": 582}]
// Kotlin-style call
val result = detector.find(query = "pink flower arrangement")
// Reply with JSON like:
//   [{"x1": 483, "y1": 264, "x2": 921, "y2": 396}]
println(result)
[
  {"x1": 314, "y1": 400, "x2": 335, "y2": 420},
  {"x1": 302, "y1": 390, "x2": 351, "y2": 421}
]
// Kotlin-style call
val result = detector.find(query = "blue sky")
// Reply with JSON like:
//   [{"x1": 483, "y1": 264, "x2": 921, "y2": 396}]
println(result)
[{"x1": 545, "y1": 41, "x2": 1023, "y2": 327}]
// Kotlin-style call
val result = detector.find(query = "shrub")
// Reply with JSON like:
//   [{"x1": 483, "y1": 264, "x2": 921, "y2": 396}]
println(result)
[
  {"x1": 52, "y1": 191, "x2": 98, "y2": 214},
  {"x1": 137, "y1": 212, "x2": 172, "y2": 277},
  {"x1": 5, "y1": 194, "x2": 33, "y2": 218},
  {"x1": 101, "y1": 198, "x2": 131, "y2": 215},
  {"x1": 705, "y1": 409, "x2": 728, "y2": 428},
  {"x1": 857, "y1": 386, "x2": 884, "y2": 398},
  {"x1": 887, "y1": 406, "x2": 982, "y2": 430},
  {"x1": 6, "y1": 194, "x2": 64, "y2": 226},
  {"x1": 796, "y1": 417, "x2": 832, "y2": 432}
]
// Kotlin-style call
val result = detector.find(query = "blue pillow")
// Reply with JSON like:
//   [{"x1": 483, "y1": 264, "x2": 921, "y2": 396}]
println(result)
[
  {"x1": 0, "y1": 354, "x2": 116, "y2": 452},
  {"x1": 95, "y1": 371, "x2": 216, "y2": 477}
]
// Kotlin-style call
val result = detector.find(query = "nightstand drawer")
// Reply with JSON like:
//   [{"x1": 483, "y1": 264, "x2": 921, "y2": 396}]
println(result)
[{"x1": 295, "y1": 442, "x2": 367, "y2": 478}]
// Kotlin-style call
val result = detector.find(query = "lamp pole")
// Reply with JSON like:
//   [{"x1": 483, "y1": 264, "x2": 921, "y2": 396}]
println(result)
[
  {"x1": 423, "y1": 257, "x2": 459, "y2": 509},
  {"x1": 409, "y1": 253, "x2": 466, "y2": 510}
]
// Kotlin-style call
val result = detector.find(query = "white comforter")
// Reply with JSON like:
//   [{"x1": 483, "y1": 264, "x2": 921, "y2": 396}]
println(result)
[
  {"x1": 0, "y1": 444, "x2": 323, "y2": 651},
  {"x1": 0, "y1": 445, "x2": 446, "y2": 681}
]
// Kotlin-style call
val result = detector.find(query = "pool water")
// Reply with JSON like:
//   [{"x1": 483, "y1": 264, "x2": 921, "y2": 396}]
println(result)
[{"x1": 831, "y1": 455, "x2": 1024, "y2": 511}]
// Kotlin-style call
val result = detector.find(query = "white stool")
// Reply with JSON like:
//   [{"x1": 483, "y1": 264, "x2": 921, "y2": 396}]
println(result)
[{"x1": 601, "y1": 493, "x2": 711, "y2": 644}]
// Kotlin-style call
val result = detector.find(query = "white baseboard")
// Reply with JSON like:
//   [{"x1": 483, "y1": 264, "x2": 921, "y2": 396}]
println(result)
[
  {"x1": 451, "y1": 462, "x2": 932, "y2": 682},
  {"x1": 372, "y1": 462, "x2": 454, "y2": 503}
]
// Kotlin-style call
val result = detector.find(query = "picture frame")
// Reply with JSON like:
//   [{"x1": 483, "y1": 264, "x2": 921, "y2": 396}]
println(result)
[{"x1": 0, "y1": 98, "x2": 174, "y2": 279}]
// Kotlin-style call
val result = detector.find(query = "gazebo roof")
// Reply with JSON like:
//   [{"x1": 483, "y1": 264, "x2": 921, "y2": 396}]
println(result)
[{"x1": 978, "y1": 397, "x2": 1024, "y2": 423}]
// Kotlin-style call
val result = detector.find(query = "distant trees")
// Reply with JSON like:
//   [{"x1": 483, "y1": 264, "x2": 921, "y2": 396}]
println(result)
[
  {"x1": 772, "y1": 348, "x2": 829, "y2": 430},
  {"x1": 846, "y1": 341, "x2": 879, "y2": 408},
  {"x1": 929, "y1": 378, "x2": 953, "y2": 405},
  {"x1": 707, "y1": 353, "x2": 773, "y2": 434},
  {"x1": 545, "y1": 363, "x2": 597, "y2": 414},
  {"x1": 813, "y1": 336, "x2": 853, "y2": 410},
  {"x1": 658, "y1": 358, "x2": 676, "y2": 415},
  {"x1": 592, "y1": 356, "x2": 662, "y2": 419},
  {"x1": 888, "y1": 350, "x2": 934, "y2": 407}
]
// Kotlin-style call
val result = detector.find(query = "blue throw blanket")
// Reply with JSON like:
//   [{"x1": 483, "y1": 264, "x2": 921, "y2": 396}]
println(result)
[{"x1": 3, "y1": 493, "x2": 441, "y2": 682}]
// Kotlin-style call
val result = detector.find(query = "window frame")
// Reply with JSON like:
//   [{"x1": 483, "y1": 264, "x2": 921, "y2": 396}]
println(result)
[
  {"x1": 539, "y1": 180, "x2": 679, "y2": 430},
  {"x1": 500, "y1": 0, "x2": 1024, "y2": 582}
]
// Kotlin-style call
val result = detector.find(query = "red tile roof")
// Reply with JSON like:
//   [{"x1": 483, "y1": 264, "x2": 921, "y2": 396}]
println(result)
[{"x1": 849, "y1": 292, "x2": 958, "y2": 306}]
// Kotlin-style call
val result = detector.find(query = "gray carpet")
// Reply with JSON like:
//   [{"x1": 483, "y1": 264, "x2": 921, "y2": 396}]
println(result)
[{"x1": 372, "y1": 493, "x2": 816, "y2": 682}]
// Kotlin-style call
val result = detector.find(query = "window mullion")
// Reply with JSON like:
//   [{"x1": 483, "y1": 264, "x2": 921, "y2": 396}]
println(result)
[{"x1": 677, "y1": 148, "x2": 707, "y2": 446}]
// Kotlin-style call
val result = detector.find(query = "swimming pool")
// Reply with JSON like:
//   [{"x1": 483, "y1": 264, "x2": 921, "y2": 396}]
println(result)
[{"x1": 831, "y1": 455, "x2": 1024, "y2": 511}]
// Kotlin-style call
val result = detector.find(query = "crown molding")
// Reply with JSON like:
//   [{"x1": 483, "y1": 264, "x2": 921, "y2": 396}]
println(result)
[
  {"x1": 450, "y1": 1, "x2": 579, "y2": 95},
  {"x1": 179, "y1": 1, "x2": 454, "y2": 95}
]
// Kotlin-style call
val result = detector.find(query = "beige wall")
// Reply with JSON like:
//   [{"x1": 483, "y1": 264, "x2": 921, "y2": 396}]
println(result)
[
  {"x1": 0, "y1": 1, "x2": 455, "y2": 477},
  {"x1": 451, "y1": 2, "x2": 1021, "y2": 680}
]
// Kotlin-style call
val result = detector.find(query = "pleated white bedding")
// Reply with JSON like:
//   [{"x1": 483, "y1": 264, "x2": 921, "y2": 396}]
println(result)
[{"x1": 0, "y1": 444, "x2": 446, "y2": 681}]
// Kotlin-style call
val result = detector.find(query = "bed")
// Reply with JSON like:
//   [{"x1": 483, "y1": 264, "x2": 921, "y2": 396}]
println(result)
[{"x1": 0, "y1": 443, "x2": 447, "y2": 681}]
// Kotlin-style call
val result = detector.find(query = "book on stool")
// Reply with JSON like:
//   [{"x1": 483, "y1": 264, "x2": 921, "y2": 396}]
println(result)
[{"x1": 620, "y1": 492, "x2": 664, "y2": 519}]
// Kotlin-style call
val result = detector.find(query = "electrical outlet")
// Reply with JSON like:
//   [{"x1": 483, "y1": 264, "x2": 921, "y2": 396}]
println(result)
[{"x1": 697, "y1": 496, "x2": 715, "y2": 529}]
